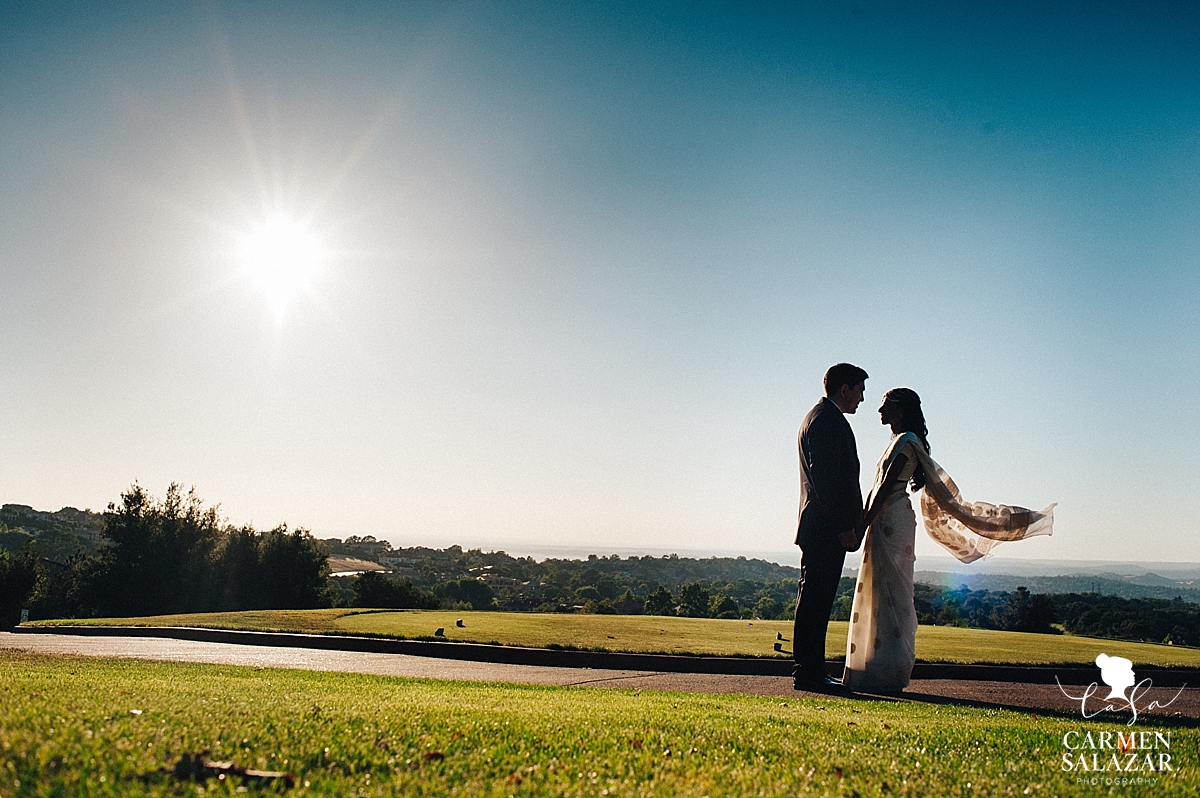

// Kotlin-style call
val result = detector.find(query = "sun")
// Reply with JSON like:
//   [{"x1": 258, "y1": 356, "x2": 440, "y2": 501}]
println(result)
[{"x1": 237, "y1": 215, "x2": 326, "y2": 317}]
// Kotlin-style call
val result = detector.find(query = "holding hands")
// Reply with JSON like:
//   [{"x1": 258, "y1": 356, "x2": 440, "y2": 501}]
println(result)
[{"x1": 837, "y1": 527, "x2": 863, "y2": 552}]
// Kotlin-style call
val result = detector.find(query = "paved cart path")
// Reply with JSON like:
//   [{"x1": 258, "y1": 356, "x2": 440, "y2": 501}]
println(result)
[{"x1": 3, "y1": 631, "x2": 1197, "y2": 720}]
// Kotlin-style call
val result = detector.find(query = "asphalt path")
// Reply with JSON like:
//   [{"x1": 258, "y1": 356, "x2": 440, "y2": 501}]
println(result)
[{"x1": 3, "y1": 632, "x2": 1197, "y2": 720}]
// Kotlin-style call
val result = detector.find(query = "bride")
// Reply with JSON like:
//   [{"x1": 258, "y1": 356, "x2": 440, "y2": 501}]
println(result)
[{"x1": 842, "y1": 388, "x2": 1055, "y2": 693}]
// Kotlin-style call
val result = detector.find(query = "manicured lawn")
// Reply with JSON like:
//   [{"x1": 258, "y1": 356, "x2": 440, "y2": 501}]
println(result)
[
  {"x1": 32, "y1": 609, "x2": 1200, "y2": 668},
  {"x1": 1, "y1": 651, "x2": 1193, "y2": 796}
]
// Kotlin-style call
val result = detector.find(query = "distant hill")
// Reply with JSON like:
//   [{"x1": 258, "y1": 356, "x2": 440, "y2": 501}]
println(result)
[
  {"x1": 913, "y1": 570, "x2": 1200, "y2": 603},
  {"x1": 315, "y1": 534, "x2": 1200, "y2": 605},
  {"x1": 1124, "y1": 573, "x2": 1192, "y2": 588},
  {"x1": 6, "y1": 500, "x2": 1197, "y2": 607},
  {"x1": 911, "y1": 555, "x2": 1200, "y2": 582},
  {"x1": 0, "y1": 504, "x2": 104, "y2": 538},
  {"x1": 0, "y1": 504, "x2": 104, "y2": 562}
]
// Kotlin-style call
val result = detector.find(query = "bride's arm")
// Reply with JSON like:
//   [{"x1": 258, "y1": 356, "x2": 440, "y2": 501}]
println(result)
[{"x1": 856, "y1": 453, "x2": 910, "y2": 536}]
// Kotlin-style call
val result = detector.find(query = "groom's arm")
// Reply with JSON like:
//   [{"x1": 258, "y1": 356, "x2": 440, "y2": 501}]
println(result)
[{"x1": 804, "y1": 411, "x2": 862, "y2": 537}]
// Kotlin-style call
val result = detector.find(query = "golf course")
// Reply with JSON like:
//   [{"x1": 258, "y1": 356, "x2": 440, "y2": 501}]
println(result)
[
  {"x1": 2, "y1": 649, "x2": 1194, "y2": 797},
  {"x1": 27, "y1": 609, "x2": 1200, "y2": 668}
]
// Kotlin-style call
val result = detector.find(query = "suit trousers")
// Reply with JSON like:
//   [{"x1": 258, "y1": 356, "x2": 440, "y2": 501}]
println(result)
[{"x1": 792, "y1": 542, "x2": 846, "y2": 679}]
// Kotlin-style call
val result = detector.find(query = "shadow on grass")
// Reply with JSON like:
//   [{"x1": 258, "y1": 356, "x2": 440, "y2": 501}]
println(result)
[{"x1": 846, "y1": 688, "x2": 1200, "y2": 729}]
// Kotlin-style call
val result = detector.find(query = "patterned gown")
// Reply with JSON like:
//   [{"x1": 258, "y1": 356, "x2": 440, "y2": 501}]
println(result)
[{"x1": 842, "y1": 432, "x2": 921, "y2": 693}]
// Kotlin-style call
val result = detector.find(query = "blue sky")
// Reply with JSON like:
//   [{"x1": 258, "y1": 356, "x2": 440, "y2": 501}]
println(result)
[{"x1": 2, "y1": 1, "x2": 1198, "y2": 563}]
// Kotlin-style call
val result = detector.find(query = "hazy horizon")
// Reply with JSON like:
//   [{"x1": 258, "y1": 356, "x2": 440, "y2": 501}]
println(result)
[
  {"x1": 4, "y1": 2, "x2": 1198, "y2": 564},
  {"x1": 11, "y1": 495, "x2": 1200, "y2": 577}
]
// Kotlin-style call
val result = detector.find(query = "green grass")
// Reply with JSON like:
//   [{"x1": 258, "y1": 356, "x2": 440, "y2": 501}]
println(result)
[
  {"x1": 32, "y1": 609, "x2": 1200, "y2": 668},
  {"x1": 1, "y1": 650, "x2": 1194, "y2": 796}
]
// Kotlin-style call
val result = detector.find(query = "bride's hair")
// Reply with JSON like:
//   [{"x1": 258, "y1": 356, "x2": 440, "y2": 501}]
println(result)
[{"x1": 883, "y1": 388, "x2": 930, "y2": 491}]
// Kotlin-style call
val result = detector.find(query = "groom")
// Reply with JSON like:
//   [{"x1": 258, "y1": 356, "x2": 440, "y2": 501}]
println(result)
[{"x1": 793, "y1": 363, "x2": 867, "y2": 692}]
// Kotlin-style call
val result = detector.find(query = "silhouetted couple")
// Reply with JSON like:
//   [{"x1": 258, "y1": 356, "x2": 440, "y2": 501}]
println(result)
[{"x1": 792, "y1": 363, "x2": 1055, "y2": 694}]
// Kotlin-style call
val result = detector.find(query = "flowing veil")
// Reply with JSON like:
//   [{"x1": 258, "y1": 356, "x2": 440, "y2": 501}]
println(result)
[{"x1": 911, "y1": 447, "x2": 1055, "y2": 563}]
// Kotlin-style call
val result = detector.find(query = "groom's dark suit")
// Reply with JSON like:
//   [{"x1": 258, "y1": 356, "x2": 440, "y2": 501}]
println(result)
[{"x1": 793, "y1": 397, "x2": 863, "y2": 682}]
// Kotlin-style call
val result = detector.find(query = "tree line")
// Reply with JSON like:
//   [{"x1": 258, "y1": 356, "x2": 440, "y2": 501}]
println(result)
[
  {"x1": 1, "y1": 486, "x2": 1196, "y2": 647},
  {"x1": 1, "y1": 484, "x2": 330, "y2": 625},
  {"x1": 903, "y1": 584, "x2": 1199, "y2": 645},
  {"x1": 320, "y1": 545, "x2": 1200, "y2": 645},
  {"x1": 323, "y1": 540, "x2": 801, "y2": 619}
]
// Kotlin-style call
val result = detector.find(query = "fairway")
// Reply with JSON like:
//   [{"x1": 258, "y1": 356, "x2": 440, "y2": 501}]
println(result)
[
  {"x1": 32, "y1": 609, "x2": 1200, "y2": 668},
  {"x1": 2, "y1": 650, "x2": 1194, "y2": 796}
]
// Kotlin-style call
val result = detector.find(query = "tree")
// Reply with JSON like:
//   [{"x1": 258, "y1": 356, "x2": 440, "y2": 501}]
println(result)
[
  {"x1": 754, "y1": 597, "x2": 783, "y2": 620},
  {"x1": 709, "y1": 594, "x2": 739, "y2": 619},
  {"x1": 575, "y1": 585, "x2": 603, "y2": 602},
  {"x1": 999, "y1": 586, "x2": 1057, "y2": 634},
  {"x1": 28, "y1": 553, "x2": 105, "y2": 620},
  {"x1": 215, "y1": 527, "x2": 262, "y2": 611},
  {"x1": 830, "y1": 595, "x2": 853, "y2": 621},
  {"x1": 678, "y1": 583, "x2": 711, "y2": 618},
  {"x1": 614, "y1": 588, "x2": 644, "y2": 615},
  {"x1": 0, "y1": 528, "x2": 33, "y2": 556},
  {"x1": 256, "y1": 526, "x2": 333, "y2": 609},
  {"x1": 644, "y1": 586, "x2": 674, "y2": 616},
  {"x1": 92, "y1": 484, "x2": 222, "y2": 617}
]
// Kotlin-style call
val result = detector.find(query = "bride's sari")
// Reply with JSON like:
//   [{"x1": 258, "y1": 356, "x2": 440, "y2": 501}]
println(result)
[
  {"x1": 843, "y1": 432, "x2": 1054, "y2": 692},
  {"x1": 916, "y1": 444, "x2": 1055, "y2": 564}
]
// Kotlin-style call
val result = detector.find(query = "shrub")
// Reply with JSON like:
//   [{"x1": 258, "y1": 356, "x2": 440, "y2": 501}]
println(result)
[
  {"x1": 352, "y1": 572, "x2": 439, "y2": 609},
  {"x1": 434, "y1": 578, "x2": 496, "y2": 610},
  {"x1": 581, "y1": 598, "x2": 617, "y2": 614},
  {"x1": 0, "y1": 543, "x2": 40, "y2": 628}
]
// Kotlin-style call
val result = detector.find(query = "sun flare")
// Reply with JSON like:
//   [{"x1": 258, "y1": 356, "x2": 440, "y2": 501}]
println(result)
[{"x1": 237, "y1": 215, "x2": 325, "y2": 316}]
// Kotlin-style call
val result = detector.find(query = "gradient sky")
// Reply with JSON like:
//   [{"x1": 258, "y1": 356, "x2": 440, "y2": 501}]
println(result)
[{"x1": 2, "y1": 1, "x2": 1198, "y2": 564}]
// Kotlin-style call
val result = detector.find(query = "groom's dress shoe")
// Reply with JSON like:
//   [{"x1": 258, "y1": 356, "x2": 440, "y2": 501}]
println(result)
[{"x1": 794, "y1": 675, "x2": 847, "y2": 694}]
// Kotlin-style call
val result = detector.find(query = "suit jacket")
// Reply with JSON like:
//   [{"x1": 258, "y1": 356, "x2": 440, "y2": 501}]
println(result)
[{"x1": 795, "y1": 397, "x2": 863, "y2": 550}]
